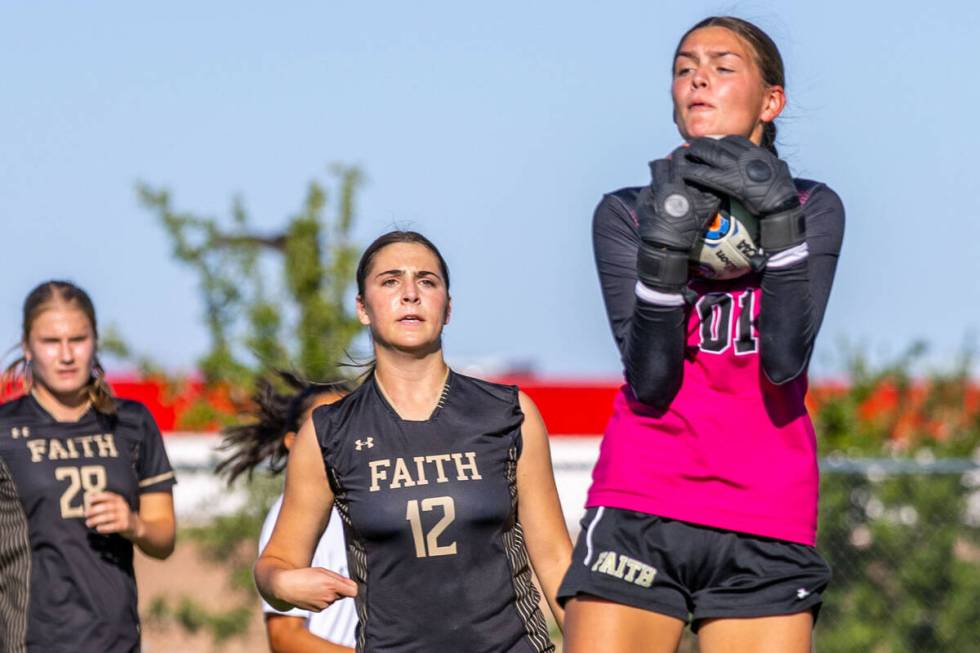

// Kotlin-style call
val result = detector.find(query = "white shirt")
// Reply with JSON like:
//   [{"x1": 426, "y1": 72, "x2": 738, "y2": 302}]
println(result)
[{"x1": 258, "y1": 495, "x2": 358, "y2": 648}]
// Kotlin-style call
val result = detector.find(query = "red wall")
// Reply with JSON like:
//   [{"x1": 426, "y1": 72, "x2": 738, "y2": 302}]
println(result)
[
  {"x1": 112, "y1": 377, "x2": 623, "y2": 435},
  {"x1": 6, "y1": 376, "x2": 977, "y2": 439}
]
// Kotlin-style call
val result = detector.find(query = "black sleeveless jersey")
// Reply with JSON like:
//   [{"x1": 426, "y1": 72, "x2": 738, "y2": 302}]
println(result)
[
  {"x1": 314, "y1": 371, "x2": 554, "y2": 653},
  {"x1": 0, "y1": 395, "x2": 176, "y2": 653}
]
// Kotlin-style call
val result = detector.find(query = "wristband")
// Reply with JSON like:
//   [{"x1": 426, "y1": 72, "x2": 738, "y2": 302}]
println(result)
[{"x1": 760, "y1": 206, "x2": 806, "y2": 252}]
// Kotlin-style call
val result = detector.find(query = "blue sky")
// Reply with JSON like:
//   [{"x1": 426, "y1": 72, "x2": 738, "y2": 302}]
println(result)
[{"x1": 2, "y1": 1, "x2": 977, "y2": 379}]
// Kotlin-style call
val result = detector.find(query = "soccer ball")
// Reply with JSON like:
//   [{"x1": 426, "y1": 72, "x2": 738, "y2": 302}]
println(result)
[{"x1": 689, "y1": 197, "x2": 761, "y2": 280}]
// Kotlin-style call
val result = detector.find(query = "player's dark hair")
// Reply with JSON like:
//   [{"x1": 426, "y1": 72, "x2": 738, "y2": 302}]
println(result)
[
  {"x1": 355, "y1": 230, "x2": 451, "y2": 296},
  {"x1": 3, "y1": 280, "x2": 115, "y2": 414},
  {"x1": 675, "y1": 16, "x2": 785, "y2": 156},
  {"x1": 216, "y1": 369, "x2": 351, "y2": 484},
  {"x1": 352, "y1": 230, "x2": 452, "y2": 379}
]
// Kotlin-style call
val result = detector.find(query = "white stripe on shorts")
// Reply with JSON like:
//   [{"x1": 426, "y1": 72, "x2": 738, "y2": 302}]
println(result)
[{"x1": 582, "y1": 506, "x2": 606, "y2": 566}]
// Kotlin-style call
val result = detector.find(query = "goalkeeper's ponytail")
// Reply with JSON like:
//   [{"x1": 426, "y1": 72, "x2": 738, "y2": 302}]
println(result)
[{"x1": 761, "y1": 122, "x2": 779, "y2": 157}]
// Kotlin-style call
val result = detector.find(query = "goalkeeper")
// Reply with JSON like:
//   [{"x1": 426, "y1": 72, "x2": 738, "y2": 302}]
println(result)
[{"x1": 558, "y1": 15, "x2": 845, "y2": 653}]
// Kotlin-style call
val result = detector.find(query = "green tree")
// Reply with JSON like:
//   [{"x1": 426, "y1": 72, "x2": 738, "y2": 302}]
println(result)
[
  {"x1": 814, "y1": 345, "x2": 980, "y2": 653},
  {"x1": 134, "y1": 165, "x2": 365, "y2": 646},
  {"x1": 136, "y1": 164, "x2": 363, "y2": 427}
]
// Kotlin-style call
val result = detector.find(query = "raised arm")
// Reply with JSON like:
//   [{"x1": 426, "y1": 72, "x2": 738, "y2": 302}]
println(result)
[
  {"x1": 756, "y1": 183, "x2": 845, "y2": 383},
  {"x1": 679, "y1": 136, "x2": 845, "y2": 385},
  {"x1": 516, "y1": 391, "x2": 572, "y2": 628},
  {"x1": 593, "y1": 190, "x2": 690, "y2": 410},
  {"x1": 254, "y1": 419, "x2": 356, "y2": 612}
]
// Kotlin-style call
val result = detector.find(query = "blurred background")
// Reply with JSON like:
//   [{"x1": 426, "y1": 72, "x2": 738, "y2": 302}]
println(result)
[{"x1": 2, "y1": 1, "x2": 978, "y2": 651}]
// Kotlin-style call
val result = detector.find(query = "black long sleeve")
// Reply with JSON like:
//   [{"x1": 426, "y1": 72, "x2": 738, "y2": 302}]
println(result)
[
  {"x1": 758, "y1": 185, "x2": 845, "y2": 383},
  {"x1": 592, "y1": 181, "x2": 845, "y2": 409}
]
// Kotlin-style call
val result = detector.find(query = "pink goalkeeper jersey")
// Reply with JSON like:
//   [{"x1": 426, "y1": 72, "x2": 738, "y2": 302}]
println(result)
[{"x1": 587, "y1": 275, "x2": 819, "y2": 546}]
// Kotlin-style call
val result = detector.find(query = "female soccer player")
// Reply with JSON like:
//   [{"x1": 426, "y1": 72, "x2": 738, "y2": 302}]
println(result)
[
  {"x1": 558, "y1": 17, "x2": 845, "y2": 653},
  {"x1": 218, "y1": 370, "x2": 357, "y2": 652},
  {"x1": 255, "y1": 231, "x2": 571, "y2": 652},
  {"x1": 0, "y1": 281, "x2": 177, "y2": 653}
]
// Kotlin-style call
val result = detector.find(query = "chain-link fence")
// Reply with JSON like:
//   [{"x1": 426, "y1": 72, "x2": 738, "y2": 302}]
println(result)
[
  {"x1": 672, "y1": 457, "x2": 980, "y2": 653},
  {"x1": 813, "y1": 457, "x2": 980, "y2": 652}
]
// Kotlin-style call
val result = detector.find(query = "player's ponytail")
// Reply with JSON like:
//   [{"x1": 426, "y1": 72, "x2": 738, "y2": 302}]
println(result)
[
  {"x1": 676, "y1": 16, "x2": 784, "y2": 157},
  {"x1": 1, "y1": 355, "x2": 28, "y2": 397},
  {"x1": 216, "y1": 370, "x2": 350, "y2": 485},
  {"x1": 761, "y1": 121, "x2": 779, "y2": 157},
  {"x1": 88, "y1": 357, "x2": 116, "y2": 415}
]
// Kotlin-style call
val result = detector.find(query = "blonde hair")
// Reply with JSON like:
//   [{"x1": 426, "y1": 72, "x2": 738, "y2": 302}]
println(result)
[{"x1": 3, "y1": 280, "x2": 115, "y2": 414}]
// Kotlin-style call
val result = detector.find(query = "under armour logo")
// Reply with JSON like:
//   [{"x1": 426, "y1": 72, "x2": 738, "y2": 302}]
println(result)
[
  {"x1": 11, "y1": 426, "x2": 30, "y2": 439},
  {"x1": 796, "y1": 588, "x2": 810, "y2": 600},
  {"x1": 355, "y1": 437, "x2": 374, "y2": 451}
]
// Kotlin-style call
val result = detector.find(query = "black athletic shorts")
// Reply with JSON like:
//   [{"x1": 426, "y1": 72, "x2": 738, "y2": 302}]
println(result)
[{"x1": 557, "y1": 507, "x2": 831, "y2": 630}]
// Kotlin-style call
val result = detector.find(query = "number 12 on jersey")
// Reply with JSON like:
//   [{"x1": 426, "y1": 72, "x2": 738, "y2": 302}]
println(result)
[{"x1": 406, "y1": 496, "x2": 457, "y2": 558}]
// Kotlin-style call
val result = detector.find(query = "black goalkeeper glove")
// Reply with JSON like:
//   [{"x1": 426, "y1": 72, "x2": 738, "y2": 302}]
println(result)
[
  {"x1": 636, "y1": 151, "x2": 720, "y2": 295},
  {"x1": 680, "y1": 135, "x2": 805, "y2": 253}
]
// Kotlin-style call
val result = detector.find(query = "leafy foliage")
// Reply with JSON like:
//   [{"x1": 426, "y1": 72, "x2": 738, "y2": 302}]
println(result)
[
  {"x1": 183, "y1": 473, "x2": 282, "y2": 594},
  {"x1": 146, "y1": 596, "x2": 253, "y2": 645},
  {"x1": 813, "y1": 344, "x2": 980, "y2": 652},
  {"x1": 135, "y1": 166, "x2": 366, "y2": 645},
  {"x1": 136, "y1": 164, "x2": 364, "y2": 428}
]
